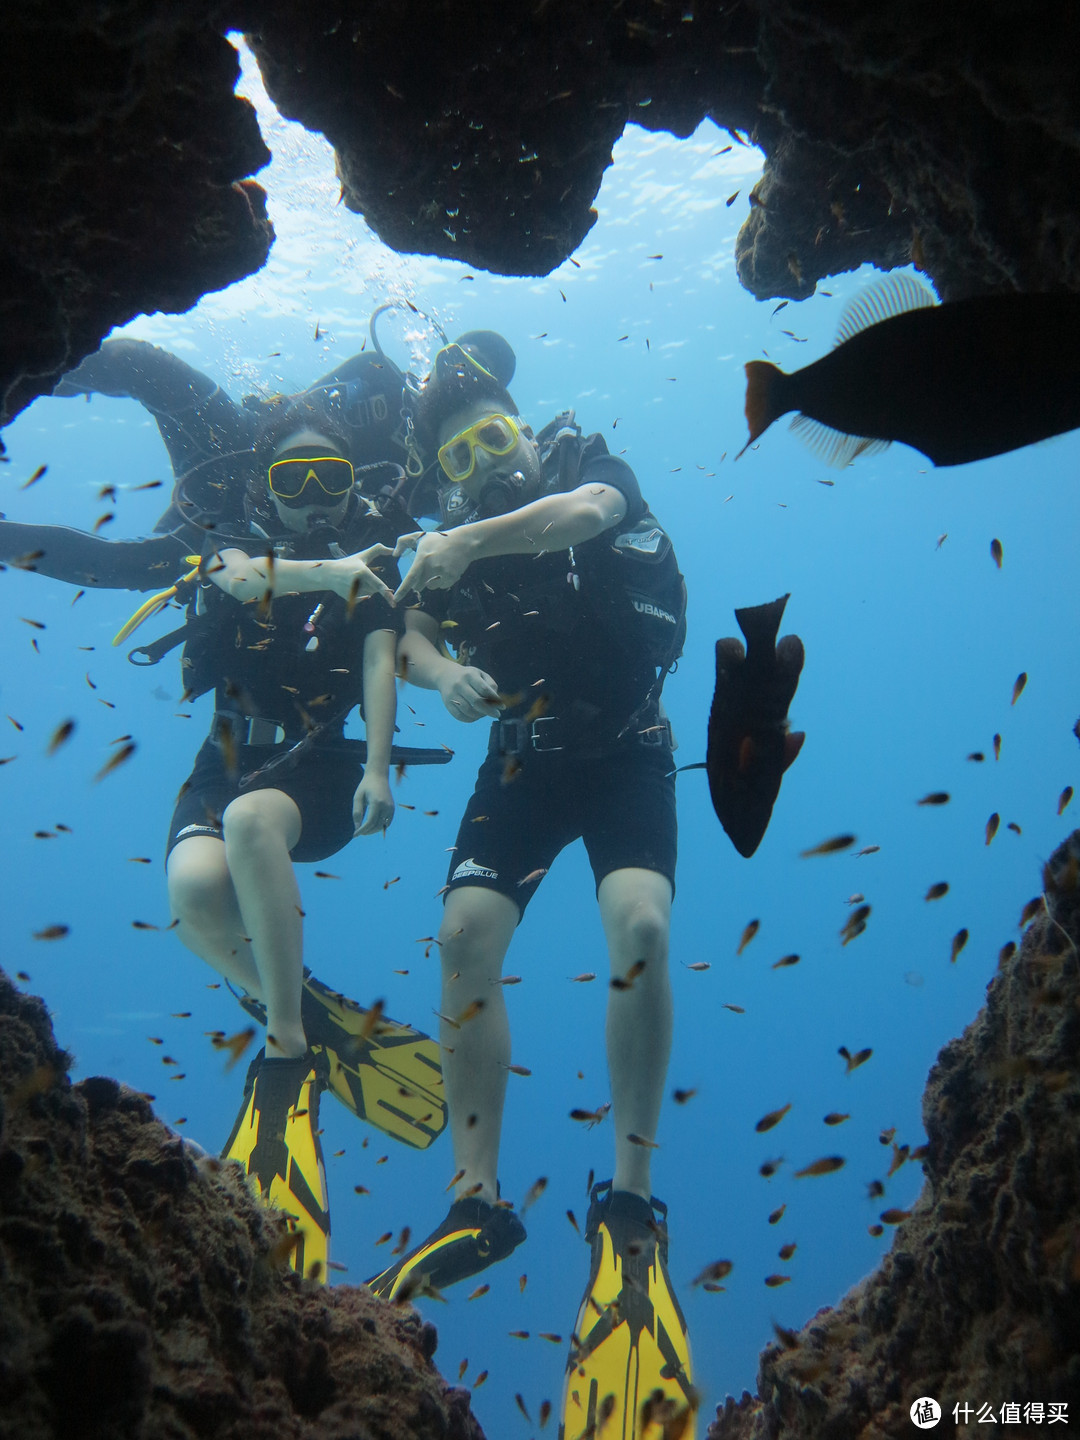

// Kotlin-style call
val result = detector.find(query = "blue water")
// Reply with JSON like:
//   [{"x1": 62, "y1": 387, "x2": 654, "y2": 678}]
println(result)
[{"x1": 2, "y1": 40, "x2": 1078, "y2": 1437}]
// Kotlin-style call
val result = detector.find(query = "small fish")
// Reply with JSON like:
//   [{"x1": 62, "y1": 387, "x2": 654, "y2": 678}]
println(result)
[
  {"x1": 314, "y1": 871, "x2": 341, "y2": 880},
  {"x1": 473, "y1": 1371, "x2": 488, "y2": 1388},
  {"x1": 726, "y1": 190, "x2": 740, "y2": 207},
  {"x1": 924, "y1": 881, "x2": 950, "y2": 901},
  {"x1": 990, "y1": 538, "x2": 1003, "y2": 568},
  {"x1": 570, "y1": 1105, "x2": 611, "y2": 1127},
  {"x1": 823, "y1": 1112, "x2": 849, "y2": 1125},
  {"x1": 764, "y1": 1274, "x2": 790, "y2": 1287},
  {"x1": 722, "y1": 1003, "x2": 746, "y2": 1013},
  {"x1": 1018, "y1": 896, "x2": 1044, "y2": 928},
  {"x1": 935, "y1": 533, "x2": 948, "y2": 549},
  {"x1": 33, "y1": 923, "x2": 70, "y2": 941},
  {"x1": 794, "y1": 1155, "x2": 846, "y2": 1178},
  {"x1": 993, "y1": 733, "x2": 1002, "y2": 761},
  {"x1": 800, "y1": 833, "x2": 856, "y2": 858},
  {"x1": 759, "y1": 1158, "x2": 783, "y2": 1178},
  {"x1": 917, "y1": 792, "x2": 950, "y2": 806},
  {"x1": 736, "y1": 919, "x2": 760, "y2": 954},
  {"x1": 517, "y1": 867, "x2": 548, "y2": 887},
  {"x1": 967, "y1": 752, "x2": 985, "y2": 763},
  {"x1": 880, "y1": 1208, "x2": 912, "y2": 1225},
  {"x1": 93, "y1": 512, "x2": 114, "y2": 532},
  {"x1": 672, "y1": 1087, "x2": 697, "y2": 1104},
  {"x1": 610, "y1": 959, "x2": 647, "y2": 991},
  {"x1": 684, "y1": 961, "x2": 711, "y2": 972},
  {"x1": 846, "y1": 893, "x2": 865, "y2": 905},
  {"x1": 768, "y1": 1205, "x2": 786, "y2": 1225},
  {"x1": 21, "y1": 464, "x2": 48, "y2": 489},
  {"x1": 739, "y1": 278, "x2": 1080, "y2": 467},
  {"x1": 840, "y1": 904, "x2": 870, "y2": 945},
  {"x1": 313, "y1": 321, "x2": 322, "y2": 341},
  {"x1": 521, "y1": 1177, "x2": 548, "y2": 1212},
  {"x1": 756, "y1": 1102, "x2": 792, "y2": 1133},
  {"x1": 985, "y1": 813, "x2": 1000, "y2": 846},
  {"x1": 692, "y1": 1259, "x2": 733, "y2": 1287},
  {"x1": 838, "y1": 1045, "x2": 872, "y2": 1073},
  {"x1": 868, "y1": 1224, "x2": 884, "y2": 1237},
  {"x1": 854, "y1": 844, "x2": 880, "y2": 857},
  {"x1": 492, "y1": 975, "x2": 522, "y2": 986},
  {"x1": 539, "y1": 1399, "x2": 552, "y2": 1428},
  {"x1": 508, "y1": 1331, "x2": 530, "y2": 1340},
  {"x1": 627, "y1": 1132, "x2": 659, "y2": 1149},
  {"x1": 1059, "y1": 786, "x2": 1074, "y2": 815},
  {"x1": 211, "y1": 1026, "x2": 256, "y2": 1069},
  {"x1": 467, "y1": 1283, "x2": 489, "y2": 1301},
  {"x1": 950, "y1": 928, "x2": 969, "y2": 963},
  {"x1": 505, "y1": 1063, "x2": 532, "y2": 1076},
  {"x1": 700, "y1": 595, "x2": 805, "y2": 857},
  {"x1": 1011, "y1": 672, "x2": 1028, "y2": 706},
  {"x1": 93, "y1": 741, "x2": 136, "y2": 782},
  {"x1": 773, "y1": 954, "x2": 801, "y2": 968},
  {"x1": 1007, "y1": 822, "x2": 1022, "y2": 835},
  {"x1": 569, "y1": 972, "x2": 596, "y2": 983},
  {"x1": 47, "y1": 719, "x2": 76, "y2": 755},
  {"x1": 515, "y1": 1395, "x2": 531, "y2": 1423},
  {"x1": 131, "y1": 479, "x2": 164, "y2": 491}
]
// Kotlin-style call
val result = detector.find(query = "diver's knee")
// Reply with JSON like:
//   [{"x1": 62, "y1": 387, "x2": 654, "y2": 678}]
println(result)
[
  {"x1": 221, "y1": 794, "x2": 290, "y2": 856},
  {"x1": 616, "y1": 901, "x2": 670, "y2": 962}
]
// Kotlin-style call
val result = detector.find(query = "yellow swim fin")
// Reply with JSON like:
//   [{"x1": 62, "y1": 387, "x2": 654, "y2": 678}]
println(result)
[
  {"x1": 223, "y1": 1048, "x2": 330, "y2": 1282},
  {"x1": 560, "y1": 1183, "x2": 696, "y2": 1440},
  {"x1": 235, "y1": 971, "x2": 447, "y2": 1150}
]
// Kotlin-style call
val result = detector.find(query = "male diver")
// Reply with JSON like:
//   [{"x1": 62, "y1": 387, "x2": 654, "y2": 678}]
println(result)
[{"x1": 373, "y1": 339, "x2": 696, "y2": 1432}]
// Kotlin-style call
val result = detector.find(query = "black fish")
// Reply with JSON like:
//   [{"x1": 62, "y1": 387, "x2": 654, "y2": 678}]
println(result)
[
  {"x1": 702, "y1": 595, "x2": 805, "y2": 857},
  {"x1": 739, "y1": 276, "x2": 1080, "y2": 467}
]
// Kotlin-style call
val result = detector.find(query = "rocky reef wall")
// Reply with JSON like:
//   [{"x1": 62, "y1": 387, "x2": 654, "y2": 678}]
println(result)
[
  {"x1": 0, "y1": 971, "x2": 483, "y2": 1440},
  {"x1": 5, "y1": 1, "x2": 1079, "y2": 426}
]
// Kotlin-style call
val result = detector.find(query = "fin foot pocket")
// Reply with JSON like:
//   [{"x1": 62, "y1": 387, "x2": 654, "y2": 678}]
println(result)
[{"x1": 367, "y1": 1194, "x2": 526, "y2": 1301}]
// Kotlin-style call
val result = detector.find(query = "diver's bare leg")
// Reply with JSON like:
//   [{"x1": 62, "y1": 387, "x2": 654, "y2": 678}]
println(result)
[
  {"x1": 438, "y1": 886, "x2": 519, "y2": 1204},
  {"x1": 598, "y1": 867, "x2": 674, "y2": 1200},
  {"x1": 167, "y1": 835, "x2": 263, "y2": 995},
  {"x1": 219, "y1": 788, "x2": 306, "y2": 1058}
]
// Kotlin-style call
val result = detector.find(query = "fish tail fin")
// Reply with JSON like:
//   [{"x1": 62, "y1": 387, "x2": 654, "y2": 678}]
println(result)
[
  {"x1": 738, "y1": 360, "x2": 786, "y2": 456},
  {"x1": 734, "y1": 594, "x2": 790, "y2": 650}
]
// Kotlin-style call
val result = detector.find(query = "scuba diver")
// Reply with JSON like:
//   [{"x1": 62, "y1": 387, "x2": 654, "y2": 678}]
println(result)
[
  {"x1": 0, "y1": 304, "x2": 464, "y2": 590},
  {"x1": 1, "y1": 395, "x2": 455, "y2": 1277},
  {"x1": 370, "y1": 340, "x2": 697, "y2": 1432}
]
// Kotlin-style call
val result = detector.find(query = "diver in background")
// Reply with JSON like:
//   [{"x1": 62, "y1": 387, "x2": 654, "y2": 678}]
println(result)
[
  {"x1": 0, "y1": 314, "x2": 411, "y2": 589},
  {"x1": 370, "y1": 339, "x2": 695, "y2": 1429}
]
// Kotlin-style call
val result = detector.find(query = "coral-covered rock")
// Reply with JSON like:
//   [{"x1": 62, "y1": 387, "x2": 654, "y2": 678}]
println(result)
[
  {"x1": 0, "y1": 972, "x2": 484, "y2": 1440},
  {"x1": 706, "y1": 832, "x2": 1080, "y2": 1440},
  {"x1": 1, "y1": 3, "x2": 273, "y2": 428}
]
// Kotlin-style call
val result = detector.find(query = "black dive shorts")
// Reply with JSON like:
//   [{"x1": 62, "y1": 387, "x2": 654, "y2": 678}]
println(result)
[
  {"x1": 444, "y1": 739, "x2": 677, "y2": 917},
  {"x1": 165, "y1": 736, "x2": 365, "y2": 866}
]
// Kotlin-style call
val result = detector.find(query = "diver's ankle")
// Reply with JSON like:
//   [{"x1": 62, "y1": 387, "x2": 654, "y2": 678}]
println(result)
[{"x1": 266, "y1": 1024, "x2": 308, "y2": 1060}]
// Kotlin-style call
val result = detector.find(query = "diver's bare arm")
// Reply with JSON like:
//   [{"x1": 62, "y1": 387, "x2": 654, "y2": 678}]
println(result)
[
  {"x1": 360, "y1": 628, "x2": 397, "y2": 775},
  {"x1": 208, "y1": 547, "x2": 394, "y2": 603},
  {"x1": 398, "y1": 611, "x2": 500, "y2": 721},
  {"x1": 393, "y1": 484, "x2": 625, "y2": 600}
]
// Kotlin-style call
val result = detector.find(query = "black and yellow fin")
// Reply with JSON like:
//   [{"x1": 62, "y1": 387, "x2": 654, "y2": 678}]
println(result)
[
  {"x1": 236, "y1": 971, "x2": 447, "y2": 1150},
  {"x1": 223, "y1": 1049, "x2": 330, "y2": 1281},
  {"x1": 559, "y1": 1184, "x2": 696, "y2": 1440}
]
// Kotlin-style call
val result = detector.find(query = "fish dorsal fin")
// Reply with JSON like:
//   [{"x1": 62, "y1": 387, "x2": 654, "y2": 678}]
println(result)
[
  {"x1": 833, "y1": 274, "x2": 937, "y2": 348},
  {"x1": 789, "y1": 414, "x2": 892, "y2": 469}
]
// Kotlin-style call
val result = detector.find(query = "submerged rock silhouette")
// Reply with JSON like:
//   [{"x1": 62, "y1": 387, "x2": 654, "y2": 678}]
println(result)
[{"x1": 0, "y1": 972, "x2": 483, "y2": 1440}]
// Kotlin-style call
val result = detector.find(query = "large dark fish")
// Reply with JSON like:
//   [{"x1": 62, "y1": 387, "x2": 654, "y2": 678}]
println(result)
[
  {"x1": 739, "y1": 276, "x2": 1080, "y2": 468},
  {"x1": 694, "y1": 594, "x2": 805, "y2": 858}
]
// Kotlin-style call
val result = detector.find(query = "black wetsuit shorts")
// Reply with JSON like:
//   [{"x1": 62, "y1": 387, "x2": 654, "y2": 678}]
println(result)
[
  {"x1": 444, "y1": 737, "x2": 677, "y2": 917},
  {"x1": 166, "y1": 736, "x2": 365, "y2": 866}
]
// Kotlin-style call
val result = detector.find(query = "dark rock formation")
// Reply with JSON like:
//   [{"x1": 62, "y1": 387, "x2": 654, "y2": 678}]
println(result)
[
  {"x1": 0, "y1": 971, "x2": 484, "y2": 1440},
  {"x1": 706, "y1": 831, "x2": 1080, "y2": 1440},
  {"x1": 1, "y1": 4, "x2": 273, "y2": 428},
  {"x1": 5, "y1": 2, "x2": 1080, "y2": 430}
]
